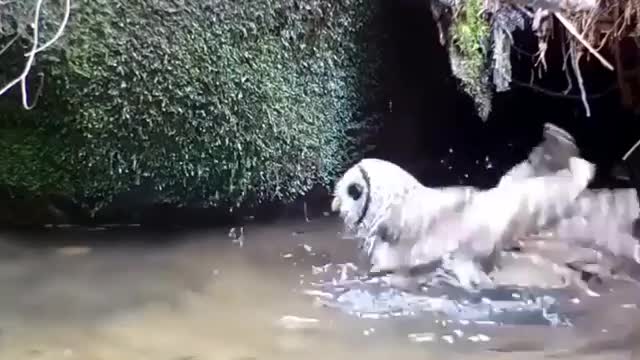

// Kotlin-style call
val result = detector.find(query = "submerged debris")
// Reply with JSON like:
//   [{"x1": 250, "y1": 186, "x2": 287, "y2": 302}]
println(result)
[
  {"x1": 408, "y1": 332, "x2": 436, "y2": 343},
  {"x1": 277, "y1": 315, "x2": 321, "y2": 330},
  {"x1": 55, "y1": 246, "x2": 92, "y2": 256}
]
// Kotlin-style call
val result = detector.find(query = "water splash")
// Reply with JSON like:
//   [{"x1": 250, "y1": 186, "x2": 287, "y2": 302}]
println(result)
[{"x1": 303, "y1": 262, "x2": 573, "y2": 327}]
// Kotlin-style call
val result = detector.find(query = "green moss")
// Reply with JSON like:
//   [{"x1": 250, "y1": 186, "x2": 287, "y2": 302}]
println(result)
[
  {"x1": 451, "y1": 0, "x2": 489, "y2": 77},
  {"x1": 450, "y1": 0, "x2": 492, "y2": 119},
  {"x1": 0, "y1": 127, "x2": 74, "y2": 194},
  {"x1": 0, "y1": 0, "x2": 384, "y2": 211}
]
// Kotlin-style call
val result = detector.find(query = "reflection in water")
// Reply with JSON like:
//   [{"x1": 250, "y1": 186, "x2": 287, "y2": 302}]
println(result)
[{"x1": 0, "y1": 217, "x2": 638, "y2": 359}]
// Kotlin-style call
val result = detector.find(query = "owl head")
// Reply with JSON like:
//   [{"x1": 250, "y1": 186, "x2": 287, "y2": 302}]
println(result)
[{"x1": 330, "y1": 158, "x2": 423, "y2": 234}]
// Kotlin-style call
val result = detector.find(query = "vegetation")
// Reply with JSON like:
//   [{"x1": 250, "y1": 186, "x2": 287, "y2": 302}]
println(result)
[
  {"x1": 449, "y1": 0, "x2": 491, "y2": 120},
  {"x1": 0, "y1": 0, "x2": 384, "y2": 214},
  {"x1": 433, "y1": 0, "x2": 640, "y2": 119}
]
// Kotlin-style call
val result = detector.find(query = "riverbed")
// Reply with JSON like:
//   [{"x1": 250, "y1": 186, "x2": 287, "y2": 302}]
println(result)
[{"x1": 0, "y1": 216, "x2": 638, "y2": 360}]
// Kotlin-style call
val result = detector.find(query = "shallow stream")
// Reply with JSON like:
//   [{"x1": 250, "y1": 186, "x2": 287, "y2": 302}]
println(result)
[{"x1": 0, "y1": 216, "x2": 638, "y2": 359}]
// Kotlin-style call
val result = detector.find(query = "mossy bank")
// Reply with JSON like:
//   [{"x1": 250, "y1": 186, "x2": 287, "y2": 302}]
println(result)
[{"x1": 0, "y1": 0, "x2": 384, "y2": 225}]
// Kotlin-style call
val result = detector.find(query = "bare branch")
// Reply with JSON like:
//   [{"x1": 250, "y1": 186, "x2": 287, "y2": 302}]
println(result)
[
  {"x1": 560, "y1": 32, "x2": 573, "y2": 95},
  {"x1": 554, "y1": 12, "x2": 615, "y2": 71},
  {"x1": 511, "y1": 78, "x2": 617, "y2": 99},
  {"x1": 0, "y1": 0, "x2": 72, "y2": 110},
  {"x1": 570, "y1": 44, "x2": 591, "y2": 117},
  {"x1": 26, "y1": 0, "x2": 71, "y2": 57},
  {"x1": 0, "y1": 34, "x2": 19, "y2": 57}
]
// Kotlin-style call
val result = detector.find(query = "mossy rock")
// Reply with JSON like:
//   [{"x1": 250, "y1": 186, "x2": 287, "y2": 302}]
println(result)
[{"x1": 0, "y1": 0, "x2": 384, "y2": 215}]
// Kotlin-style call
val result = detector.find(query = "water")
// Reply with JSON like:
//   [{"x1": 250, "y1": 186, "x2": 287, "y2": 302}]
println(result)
[{"x1": 0, "y1": 216, "x2": 638, "y2": 360}]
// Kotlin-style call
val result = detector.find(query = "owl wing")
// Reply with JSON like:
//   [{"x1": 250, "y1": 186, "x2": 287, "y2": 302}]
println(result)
[{"x1": 539, "y1": 189, "x2": 640, "y2": 263}]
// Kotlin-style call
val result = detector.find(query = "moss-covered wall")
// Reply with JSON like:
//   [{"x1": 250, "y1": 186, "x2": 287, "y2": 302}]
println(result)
[{"x1": 0, "y1": 0, "x2": 384, "y2": 216}]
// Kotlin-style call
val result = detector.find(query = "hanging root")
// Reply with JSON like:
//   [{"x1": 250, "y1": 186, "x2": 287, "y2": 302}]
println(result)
[
  {"x1": 570, "y1": 44, "x2": 592, "y2": 117},
  {"x1": 440, "y1": 0, "x2": 640, "y2": 114},
  {"x1": 554, "y1": 12, "x2": 614, "y2": 71},
  {"x1": 0, "y1": 0, "x2": 71, "y2": 109}
]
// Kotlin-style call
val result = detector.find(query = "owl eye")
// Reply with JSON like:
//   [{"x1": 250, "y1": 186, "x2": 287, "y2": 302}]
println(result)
[{"x1": 347, "y1": 183, "x2": 363, "y2": 200}]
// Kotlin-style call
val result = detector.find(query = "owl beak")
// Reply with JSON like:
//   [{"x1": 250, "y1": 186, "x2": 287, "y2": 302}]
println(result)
[{"x1": 331, "y1": 197, "x2": 341, "y2": 212}]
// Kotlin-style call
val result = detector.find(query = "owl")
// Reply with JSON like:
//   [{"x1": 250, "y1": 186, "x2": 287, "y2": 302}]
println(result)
[
  {"x1": 497, "y1": 123, "x2": 640, "y2": 264},
  {"x1": 498, "y1": 122, "x2": 579, "y2": 186},
  {"x1": 330, "y1": 122, "x2": 604, "y2": 292},
  {"x1": 518, "y1": 186, "x2": 640, "y2": 283},
  {"x1": 330, "y1": 157, "x2": 474, "y2": 272},
  {"x1": 408, "y1": 156, "x2": 596, "y2": 290},
  {"x1": 331, "y1": 154, "x2": 597, "y2": 289}
]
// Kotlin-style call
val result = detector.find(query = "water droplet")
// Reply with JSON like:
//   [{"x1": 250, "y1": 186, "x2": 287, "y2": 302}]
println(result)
[
  {"x1": 441, "y1": 335, "x2": 455, "y2": 344},
  {"x1": 278, "y1": 315, "x2": 320, "y2": 330},
  {"x1": 408, "y1": 332, "x2": 435, "y2": 343}
]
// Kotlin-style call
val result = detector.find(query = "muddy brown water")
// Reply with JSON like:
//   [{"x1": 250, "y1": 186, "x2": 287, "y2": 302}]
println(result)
[{"x1": 0, "y1": 216, "x2": 639, "y2": 360}]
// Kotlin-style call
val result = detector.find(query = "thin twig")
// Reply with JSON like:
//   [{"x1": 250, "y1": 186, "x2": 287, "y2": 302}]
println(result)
[
  {"x1": 0, "y1": 0, "x2": 45, "y2": 109},
  {"x1": 570, "y1": 44, "x2": 591, "y2": 117},
  {"x1": 554, "y1": 12, "x2": 615, "y2": 71},
  {"x1": 0, "y1": 33, "x2": 19, "y2": 57},
  {"x1": 560, "y1": 31, "x2": 573, "y2": 94},
  {"x1": 26, "y1": 0, "x2": 71, "y2": 57},
  {"x1": 511, "y1": 78, "x2": 617, "y2": 99},
  {"x1": 510, "y1": 43, "x2": 536, "y2": 58},
  {"x1": 594, "y1": 28, "x2": 614, "y2": 52},
  {"x1": 0, "y1": 0, "x2": 71, "y2": 109},
  {"x1": 579, "y1": 2, "x2": 600, "y2": 38}
]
